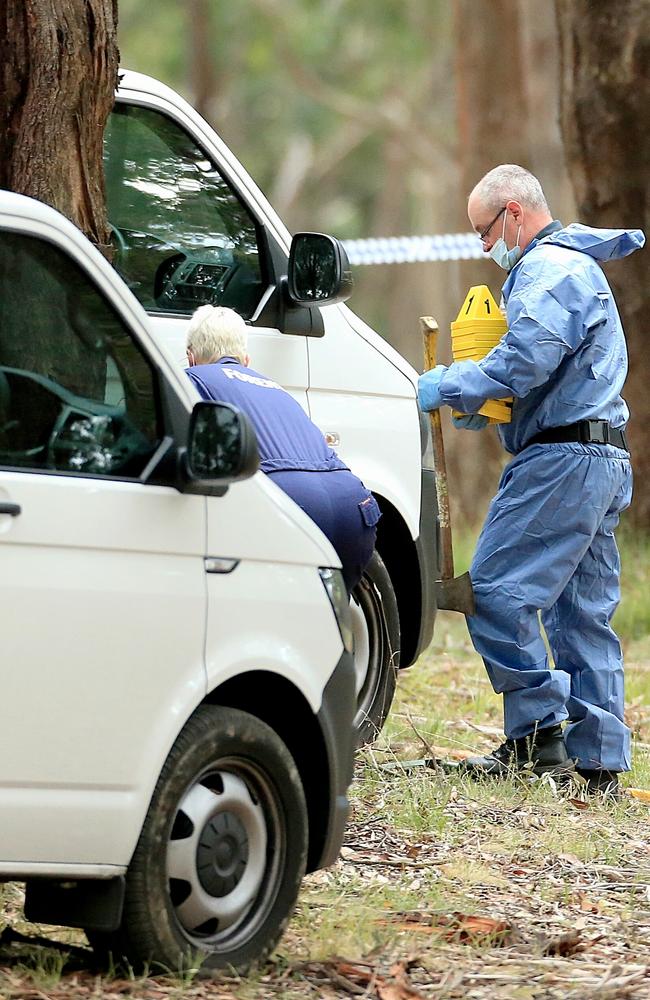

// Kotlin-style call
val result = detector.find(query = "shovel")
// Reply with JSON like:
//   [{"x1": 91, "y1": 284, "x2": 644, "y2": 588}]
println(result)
[{"x1": 420, "y1": 315, "x2": 475, "y2": 616}]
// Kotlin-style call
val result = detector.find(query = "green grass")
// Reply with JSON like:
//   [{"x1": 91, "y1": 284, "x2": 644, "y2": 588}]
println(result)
[
  {"x1": 291, "y1": 879, "x2": 449, "y2": 961},
  {"x1": 373, "y1": 526, "x2": 650, "y2": 813},
  {"x1": 13, "y1": 948, "x2": 70, "y2": 990},
  {"x1": 618, "y1": 529, "x2": 650, "y2": 641}
]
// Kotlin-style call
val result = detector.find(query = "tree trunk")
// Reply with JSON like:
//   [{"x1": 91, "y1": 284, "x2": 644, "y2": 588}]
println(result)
[
  {"x1": 0, "y1": 0, "x2": 119, "y2": 252},
  {"x1": 187, "y1": 0, "x2": 217, "y2": 125},
  {"x1": 0, "y1": 0, "x2": 119, "y2": 399},
  {"x1": 555, "y1": 0, "x2": 650, "y2": 526},
  {"x1": 451, "y1": 0, "x2": 532, "y2": 527}
]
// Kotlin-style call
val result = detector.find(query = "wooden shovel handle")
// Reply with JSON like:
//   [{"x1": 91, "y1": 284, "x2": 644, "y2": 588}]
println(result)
[{"x1": 420, "y1": 315, "x2": 454, "y2": 581}]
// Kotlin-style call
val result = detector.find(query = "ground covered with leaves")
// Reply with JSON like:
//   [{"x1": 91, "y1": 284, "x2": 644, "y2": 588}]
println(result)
[{"x1": 2, "y1": 616, "x2": 650, "y2": 999}]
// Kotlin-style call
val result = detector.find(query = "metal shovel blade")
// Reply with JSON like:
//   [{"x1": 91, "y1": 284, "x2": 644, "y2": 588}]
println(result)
[{"x1": 435, "y1": 571, "x2": 475, "y2": 616}]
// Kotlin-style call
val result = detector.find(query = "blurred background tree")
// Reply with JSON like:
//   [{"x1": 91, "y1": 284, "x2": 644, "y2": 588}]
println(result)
[{"x1": 555, "y1": 0, "x2": 650, "y2": 525}]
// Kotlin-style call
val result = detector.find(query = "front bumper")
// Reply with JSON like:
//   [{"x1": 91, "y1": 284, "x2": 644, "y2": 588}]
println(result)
[
  {"x1": 412, "y1": 466, "x2": 439, "y2": 660},
  {"x1": 314, "y1": 647, "x2": 356, "y2": 869}
]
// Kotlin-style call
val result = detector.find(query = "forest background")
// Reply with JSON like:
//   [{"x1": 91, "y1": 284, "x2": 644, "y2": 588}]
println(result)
[{"x1": 117, "y1": 0, "x2": 649, "y2": 528}]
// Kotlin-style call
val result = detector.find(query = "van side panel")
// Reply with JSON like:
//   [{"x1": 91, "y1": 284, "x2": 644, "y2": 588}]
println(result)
[{"x1": 204, "y1": 562, "x2": 343, "y2": 711}]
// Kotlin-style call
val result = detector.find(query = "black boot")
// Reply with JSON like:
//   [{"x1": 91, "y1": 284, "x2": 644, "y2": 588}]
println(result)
[
  {"x1": 459, "y1": 724, "x2": 575, "y2": 779},
  {"x1": 576, "y1": 768, "x2": 620, "y2": 799}
]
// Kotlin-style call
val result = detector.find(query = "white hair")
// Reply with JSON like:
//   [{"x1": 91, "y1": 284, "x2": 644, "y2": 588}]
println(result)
[
  {"x1": 470, "y1": 164, "x2": 550, "y2": 213},
  {"x1": 186, "y1": 305, "x2": 248, "y2": 364}
]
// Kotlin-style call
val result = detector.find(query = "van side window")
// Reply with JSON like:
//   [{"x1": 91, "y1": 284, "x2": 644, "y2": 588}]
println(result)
[
  {"x1": 104, "y1": 105, "x2": 265, "y2": 319},
  {"x1": 0, "y1": 230, "x2": 161, "y2": 478}
]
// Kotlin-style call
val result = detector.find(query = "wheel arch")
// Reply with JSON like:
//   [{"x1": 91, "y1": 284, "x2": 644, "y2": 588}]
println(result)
[{"x1": 204, "y1": 673, "x2": 330, "y2": 873}]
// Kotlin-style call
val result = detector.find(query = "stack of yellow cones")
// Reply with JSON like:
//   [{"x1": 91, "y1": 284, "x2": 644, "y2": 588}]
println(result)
[{"x1": 451, "y1": 285, "x2": 512, "y2": 424}]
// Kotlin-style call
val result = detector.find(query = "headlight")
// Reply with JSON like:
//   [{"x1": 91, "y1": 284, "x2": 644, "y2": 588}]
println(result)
[
  {"x1": 319, "y1": 567, "x2": 354, "y2": 654},
  {"x1": 419, "y1": 406, "x2": 435, "y2": 472}
]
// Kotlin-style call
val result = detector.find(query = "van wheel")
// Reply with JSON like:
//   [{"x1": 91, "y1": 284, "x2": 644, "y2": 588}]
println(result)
[
  {"x1": 351, "y1": 551, "x2": 400, "y2": 746},
  {"x1": 87, "y1": 706, "x2": 307, "y2": 974}
]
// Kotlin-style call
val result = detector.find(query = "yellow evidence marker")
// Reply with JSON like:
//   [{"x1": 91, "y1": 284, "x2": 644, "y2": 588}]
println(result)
[{"x1": 451, "y1": 285, "x2": 512, "y2": 424}]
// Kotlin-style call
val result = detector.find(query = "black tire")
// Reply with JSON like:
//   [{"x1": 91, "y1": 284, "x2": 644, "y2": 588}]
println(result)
[
  {"x1": 351, "y1": 551, "x2": 400, "y2": 746},
  {"x1": 88, "y1": 706, "x2": 308, "y2": 974}
]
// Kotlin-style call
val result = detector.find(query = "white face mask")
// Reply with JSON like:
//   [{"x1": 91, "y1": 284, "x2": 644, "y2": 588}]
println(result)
[{"x1": 489, "y1": 210, "x2": 522, "y2": 271}]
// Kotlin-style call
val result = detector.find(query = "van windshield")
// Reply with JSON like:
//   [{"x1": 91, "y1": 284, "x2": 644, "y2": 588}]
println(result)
[{"x1": 104, "y1": 104, "x2": 265, "y2": 319}]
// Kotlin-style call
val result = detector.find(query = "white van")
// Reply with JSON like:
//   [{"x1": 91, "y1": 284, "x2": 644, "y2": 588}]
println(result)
[
  {"x1": 103, "y1": 71, "x2": 439, "y2": 743},
  {"x1": 0, "y1": 191, "x2": 356, "y2": 972}
]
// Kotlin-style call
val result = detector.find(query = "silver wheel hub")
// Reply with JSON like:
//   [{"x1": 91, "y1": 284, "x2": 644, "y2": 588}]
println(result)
[
  {"x1": 351, "y1": 595, "x2": 370, "y2": 698},
  {"x1": 167, "y1": 771, "x2": 267, "y2": 938}
]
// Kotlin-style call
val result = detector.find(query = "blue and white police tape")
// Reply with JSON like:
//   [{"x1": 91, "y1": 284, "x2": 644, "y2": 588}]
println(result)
[{"x1": 342, "y1": 233, "x2": 485, "y2": 266}]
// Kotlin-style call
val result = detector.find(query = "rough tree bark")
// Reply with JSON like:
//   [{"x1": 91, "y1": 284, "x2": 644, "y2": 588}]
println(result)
[
  {"x1": 555, "y1": 0, "x2": 650, "y2": 526},
  {"x1": 0, "y1": 0, "x2": 119, "y2": 252},
  {"x1": 0, "y1": 0, "x2": 119, "y2": 396}
]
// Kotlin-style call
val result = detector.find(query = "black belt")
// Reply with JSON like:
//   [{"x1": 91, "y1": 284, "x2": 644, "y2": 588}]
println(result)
[{"x1": 526, "y1": 420, "x2": 628, "y2": 451}]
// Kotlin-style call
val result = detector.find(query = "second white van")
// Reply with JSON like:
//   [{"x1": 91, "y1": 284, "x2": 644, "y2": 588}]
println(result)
[{"x1": 103, "y1": 71, "x2": 440, "y2": 741}]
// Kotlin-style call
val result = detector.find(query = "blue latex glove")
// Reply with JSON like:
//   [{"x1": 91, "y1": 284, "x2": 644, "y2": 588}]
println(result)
[
  {"x1": 418, "y1": 365, "x2": 447, "y2": 412},
  {"x1": 452, "y1": 413, "x2": 489, "y2": 431}
]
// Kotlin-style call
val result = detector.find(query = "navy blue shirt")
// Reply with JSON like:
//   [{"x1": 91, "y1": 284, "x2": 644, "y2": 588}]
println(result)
[{"x1": 187, "y1": 358, "x2": 350, "y2": 475}]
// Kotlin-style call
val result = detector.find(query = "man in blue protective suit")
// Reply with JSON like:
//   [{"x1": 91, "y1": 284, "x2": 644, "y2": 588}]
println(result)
[
  {"x1": 185, "y1": 304, "x2": 381, "y2": 594},
  {"x1": 418, "y1": 164, "x2": 644, "y2": 797}
]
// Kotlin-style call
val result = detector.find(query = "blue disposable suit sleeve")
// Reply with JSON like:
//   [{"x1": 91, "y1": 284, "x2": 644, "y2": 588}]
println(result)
[
  {"x1": 438, "y1": 265, "x2": 606, "y2": 414},
  {"x1": 417, "y1": 365, "x2": 447, "y2": 411}
]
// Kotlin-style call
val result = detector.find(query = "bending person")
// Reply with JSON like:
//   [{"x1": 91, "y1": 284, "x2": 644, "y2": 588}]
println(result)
[{"x1": 185, "y1": 304, "x2": 381, "y2": 593}]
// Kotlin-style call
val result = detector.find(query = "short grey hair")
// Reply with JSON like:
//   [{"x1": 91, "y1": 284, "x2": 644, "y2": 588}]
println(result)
[
  {"x1": 470, "y1": 164, "x2": 550, "y2": 213},
  {"x1": 186, "y1": 305, "x2": 248, "y2": 364}
]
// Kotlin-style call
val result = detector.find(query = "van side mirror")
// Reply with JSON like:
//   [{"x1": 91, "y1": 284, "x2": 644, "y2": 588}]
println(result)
[
  {"x1": 184, "y1": 401, "x2": 259, "y2": 486},
  {"x1": 288, "y1": 233, "x2": 353, "y2": 306}
]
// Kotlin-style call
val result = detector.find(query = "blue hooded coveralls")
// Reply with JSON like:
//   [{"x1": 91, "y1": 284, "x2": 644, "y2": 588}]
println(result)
[
  {"x1": 186, "y1": 358, "x2": 380, "y2": 592},
  {"x1": 432, "y1": 224, "x2": 644, "y2": 772}
]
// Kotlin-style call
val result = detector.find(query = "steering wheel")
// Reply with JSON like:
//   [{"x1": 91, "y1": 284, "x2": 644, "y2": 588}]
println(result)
[
  {"x1": 109, "y1": 223, "x2": 130, "y2": 265},
  {"x1": 153, "y1": 253, "x2": 187, "y2": 305}
]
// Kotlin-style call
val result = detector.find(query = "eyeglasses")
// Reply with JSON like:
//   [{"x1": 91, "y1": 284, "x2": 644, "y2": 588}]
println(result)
[{"x1": 478, "y1": 206, "x2": 507, "y2": 243}]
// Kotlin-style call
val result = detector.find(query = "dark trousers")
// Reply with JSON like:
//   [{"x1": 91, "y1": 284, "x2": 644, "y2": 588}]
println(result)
[{"x1": 267, "y1": 469, "x2": 380, "y2": 593}]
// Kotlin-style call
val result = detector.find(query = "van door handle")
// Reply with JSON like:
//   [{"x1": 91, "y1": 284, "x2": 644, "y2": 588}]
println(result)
[{"x1": 0, "y1": 502, "x2": 21, "y2": 516}]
